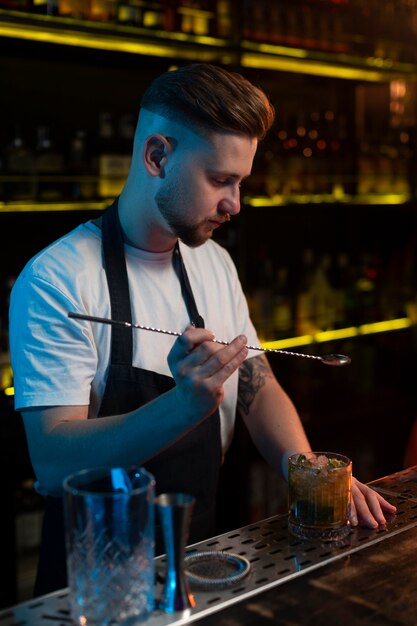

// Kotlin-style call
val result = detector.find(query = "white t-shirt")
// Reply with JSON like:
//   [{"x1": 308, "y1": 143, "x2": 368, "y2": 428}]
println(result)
[{"x1": 9, "y1": 221, "x2": 260, "y2": 453}]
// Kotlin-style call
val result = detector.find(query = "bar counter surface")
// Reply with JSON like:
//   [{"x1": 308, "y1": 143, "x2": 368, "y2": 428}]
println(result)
[{"x1": 1, "y1": 467, "x2": 417, "y2": 626}]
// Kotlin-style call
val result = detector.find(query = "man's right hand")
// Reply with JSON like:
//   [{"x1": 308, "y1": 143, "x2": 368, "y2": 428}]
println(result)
[{"x1": 167, "y1": 325, "x2": 248, "y2": 419}]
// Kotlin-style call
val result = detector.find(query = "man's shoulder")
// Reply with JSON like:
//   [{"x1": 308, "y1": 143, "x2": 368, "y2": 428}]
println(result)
[{"x1": 20, "y1": 221, "x2": 101, "y2": 281}]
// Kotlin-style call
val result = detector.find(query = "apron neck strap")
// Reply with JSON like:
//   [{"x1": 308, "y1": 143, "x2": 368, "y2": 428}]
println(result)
[{"x1": 172, "y1": 241, "x2": 205, "y2": 329}]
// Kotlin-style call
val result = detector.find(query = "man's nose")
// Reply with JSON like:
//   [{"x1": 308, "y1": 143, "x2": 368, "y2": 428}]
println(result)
[{"x1": 220, "y1": 186, "x2": 240, "y2": 215}]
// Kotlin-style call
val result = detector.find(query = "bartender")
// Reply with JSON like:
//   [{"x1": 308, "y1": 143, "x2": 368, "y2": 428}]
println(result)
[{"x1": 9, "y1": 63, "x2": 396, "y2": 597}]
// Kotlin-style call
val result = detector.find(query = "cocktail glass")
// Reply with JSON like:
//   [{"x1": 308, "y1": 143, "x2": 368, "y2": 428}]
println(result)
[{"x1": 288, "y1": 451, "x2": 352, "y2": 541}]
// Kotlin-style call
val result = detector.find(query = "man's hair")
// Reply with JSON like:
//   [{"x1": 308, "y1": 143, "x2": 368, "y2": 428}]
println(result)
[{"x1": 140, "y1": 63, "x2": 275, "y2": 140}]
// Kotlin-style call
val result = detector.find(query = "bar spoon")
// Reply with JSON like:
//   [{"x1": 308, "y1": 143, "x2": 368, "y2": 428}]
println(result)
[{"x1": 68, "y1": 312, "x2": 351, "y2": 366}]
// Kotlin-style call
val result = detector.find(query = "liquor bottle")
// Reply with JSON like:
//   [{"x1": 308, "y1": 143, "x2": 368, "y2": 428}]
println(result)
[
  {"x1": 295, "y1": 248, "x2": 316, "y2": 336},
  {"x1": 140, "y1": 0, "x2": 164, "y2": 30},
  {"x1": 390, "y1": 126, "x2": 411, "y2": 196},
  {"x1": 309, "y1": 254, "x2": 339, "y2": 332},
  {"x1": 263, "y1": 128, "x2": 286, "y2": 198},
  {"x1": 354, "y1": 252, "x2": 380, "y2": 324},
  {"x1": 242, "y1": 0, "x2": 268, "y2": 42},
  {"x1": 177, "y1": 1, "x2": 213, "y2": 36},
  {"x1": 67, "y1": 129, "x2": 97, "y2": 200},
  {"x1": 57, "y1": 0, "x2": 85, "y2": 18},
  {"x1": 96, "y1": 111, "x2": 132, "y2": 199},
  {"x1": 215, "y1": 0, "x2": 232, "y2": 38},
  {"x1": 30, "y1": 0, "x2": 58, "y2": 14},
  {"x1": 116, "y1": 0, "x2": 141, "y2": 26},
  {"x1": 307, "y1": 110, "x2": 329, "y2": 194},
  {"x1": 272, "y1": 266, "x2": 293, "y2": 339},
  {"x1": 5, "y1": 125, "x2": 36, "y2": 202},
  {"x1": 35, "y1": 125, "x2": 65, "y2": 201},
  {"x1": 282, "y1": 111, "x2": 304, "y2": 196},
  {"x1": 87, "y1": 0, "x2": 116, "y2": 22}
]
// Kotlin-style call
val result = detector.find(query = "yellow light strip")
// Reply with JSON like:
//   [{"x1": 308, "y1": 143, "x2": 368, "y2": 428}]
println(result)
[
  {"x1": 241, "y1": 51, "x2": 416, "y2": 82},
  {"x1": 315, "y1": 327, "x2": 359, "y2": 342},
  {"x1": 357, "y1": 193, "x2": 410, "y2": 205},
  {"x1": 4, "y1": 387, "x2": 14, "y2": 397},
  {"x1": 261, "y1": 317, "x2": 413, "y2": 351},
  {"x1": 245, "y1": 41, "x2": 309, "y2": 59},
  {"x1": 0, "y1": 191, "x2": 411, "y2": 213},
  {"x1": 0, "y1": 201, "x2": 111, "y2": 212},
  {"x1": 0, "y1": 21, "x2": 231, "y2": 61},
  {"x1": 243, "y1": 40, "x2": 417, "y2": 73},
  {"x1": 244, "y1": 192, "x2": 411, "y2": 208},
  {"x1": 262, "y1": 335, "x2": 314, "y2": 350},
  {"x1": 358, "y1": 318, "x2": 411, "y2": 335}
]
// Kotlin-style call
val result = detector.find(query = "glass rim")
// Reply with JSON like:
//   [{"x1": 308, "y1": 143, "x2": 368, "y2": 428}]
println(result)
[
  {"x1": 63, "y1": 465, "x2": 155, "y2": 497},
  {"x1": 288, "y1": 451, "x2": 352, "y2": 466}
]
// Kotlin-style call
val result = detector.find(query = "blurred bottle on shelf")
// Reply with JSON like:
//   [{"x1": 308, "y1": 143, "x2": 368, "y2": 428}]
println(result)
[
  {"x1": 116, "y1": 0, "x2": 142, "y2": 26},
  {"x1": 86, "y1": 0, "x2": 116, "y2": 21},
  {"x1": 96, "y1": 111, "x2": 132, "y2": 199},
  {"x1": 35, "y1": 125, "x2": 65, "y2": 201},
  {"x1": 5, "y1": 125, "x2": 36, "y2": 202},
  {"x1": 246, "y1": 246, "x2": 275, "y2": 341},
  {"x1": 272, "y1": 266, "x2": 293, "y2": 339},
  {"x1": 329, "y1": 252, "x2": 355, "y2": 329},
  {"x1": 67, "y1": 129, "x2": 97, "y2": 200},
  {"x1": 295, "y1": 250, "x2": 338, "y2": 335},
  {"x1": 141, "y1": 0, "x2": 164, "y2": 30},
  {"x1": 353, "y1": 252, "x2": 380, "y2": 324},
  {"x1": 215, "y1": 0, "x2": 232, "y2": 38},
  {"x1": 29, "y1": 0, "x2": 58, "y2": 14},
  {"x1": 176, "y1": 0, "x2": 214, "y2": 36},
  {"x1": 57, "y1": 0, "x2": 86, "y2": 18}
]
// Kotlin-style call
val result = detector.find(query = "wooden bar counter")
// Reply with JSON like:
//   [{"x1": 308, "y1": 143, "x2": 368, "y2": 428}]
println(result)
[{"x1": 1, "y1": 467, "x2": 417, "y2": 626}]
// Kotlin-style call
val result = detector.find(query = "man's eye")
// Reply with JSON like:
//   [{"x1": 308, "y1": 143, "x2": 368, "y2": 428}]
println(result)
[{"x1": 213, "y1": 178, "x2": 237, "y2": 186}]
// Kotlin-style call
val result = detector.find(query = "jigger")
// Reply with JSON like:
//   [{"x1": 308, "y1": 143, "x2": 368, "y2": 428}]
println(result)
[{"x1": 156, "y1": 493, "x2": 196, "y2": 613}]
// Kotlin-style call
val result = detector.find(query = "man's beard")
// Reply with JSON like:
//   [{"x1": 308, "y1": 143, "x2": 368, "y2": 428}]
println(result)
[{"x1": 155, "y1": 181, "x2": 212, "y2": 248}]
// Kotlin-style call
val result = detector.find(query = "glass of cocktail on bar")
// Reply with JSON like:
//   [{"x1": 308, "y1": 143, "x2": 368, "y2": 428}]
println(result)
[{"x1": 288, "y1": 451, "x2": 352, "y2": 541}]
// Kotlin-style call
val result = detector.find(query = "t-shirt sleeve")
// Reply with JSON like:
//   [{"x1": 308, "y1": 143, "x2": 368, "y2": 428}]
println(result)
[{"x1": 9, "y1": 271, "x2": 97, "y2": 411}]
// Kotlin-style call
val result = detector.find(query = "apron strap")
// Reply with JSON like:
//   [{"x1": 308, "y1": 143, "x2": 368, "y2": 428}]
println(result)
[
  {"x1": 172, "y1": 241, "x2": 205, "y2": 329},
  {"x1": 102, "y1": 199, "x2": 133, "y2": 364}
]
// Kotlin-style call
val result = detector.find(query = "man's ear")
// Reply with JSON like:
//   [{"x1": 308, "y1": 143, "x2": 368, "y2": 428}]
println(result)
[{"x1": 143, "y1": 134, "x2": 171, "y2": 176}]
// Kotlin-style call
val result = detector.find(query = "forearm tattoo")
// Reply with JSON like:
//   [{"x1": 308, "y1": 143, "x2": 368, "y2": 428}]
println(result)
[{"x1": 238, "y1": 354, "x2": 272, "y2": 416}]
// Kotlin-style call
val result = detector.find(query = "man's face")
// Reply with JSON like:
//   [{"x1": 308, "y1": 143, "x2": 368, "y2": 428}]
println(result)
[{"x1": 155, "y1": 131, "x2": 258, "y2": 247}]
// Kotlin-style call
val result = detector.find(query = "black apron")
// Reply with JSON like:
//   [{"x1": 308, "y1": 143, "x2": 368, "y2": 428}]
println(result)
[{"x1": 34, "y1": 199, "x2": 222, "y2": 596}]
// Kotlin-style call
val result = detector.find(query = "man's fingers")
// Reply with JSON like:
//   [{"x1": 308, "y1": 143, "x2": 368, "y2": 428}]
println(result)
[
  {"x1": 175, "y1": 325, "x2": 216, "y2": 354},
  {"x1": 351, "y1": 478, "x2": 397, "y2": 528}
]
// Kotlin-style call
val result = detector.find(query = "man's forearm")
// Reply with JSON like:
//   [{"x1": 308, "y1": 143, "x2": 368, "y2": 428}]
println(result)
[{"x1": 238, "y1": 355, "x2": 311, "y2": 478}]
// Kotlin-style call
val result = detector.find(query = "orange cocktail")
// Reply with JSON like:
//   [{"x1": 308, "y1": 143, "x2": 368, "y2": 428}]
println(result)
[{"x1": 288, "y1": 452, "x2": 352, "y2": 541}]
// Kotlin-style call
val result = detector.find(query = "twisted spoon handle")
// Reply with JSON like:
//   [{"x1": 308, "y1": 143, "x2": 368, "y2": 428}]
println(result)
[{"x1": 67, "y1": 312, "x2": 350, "y2": 366}]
